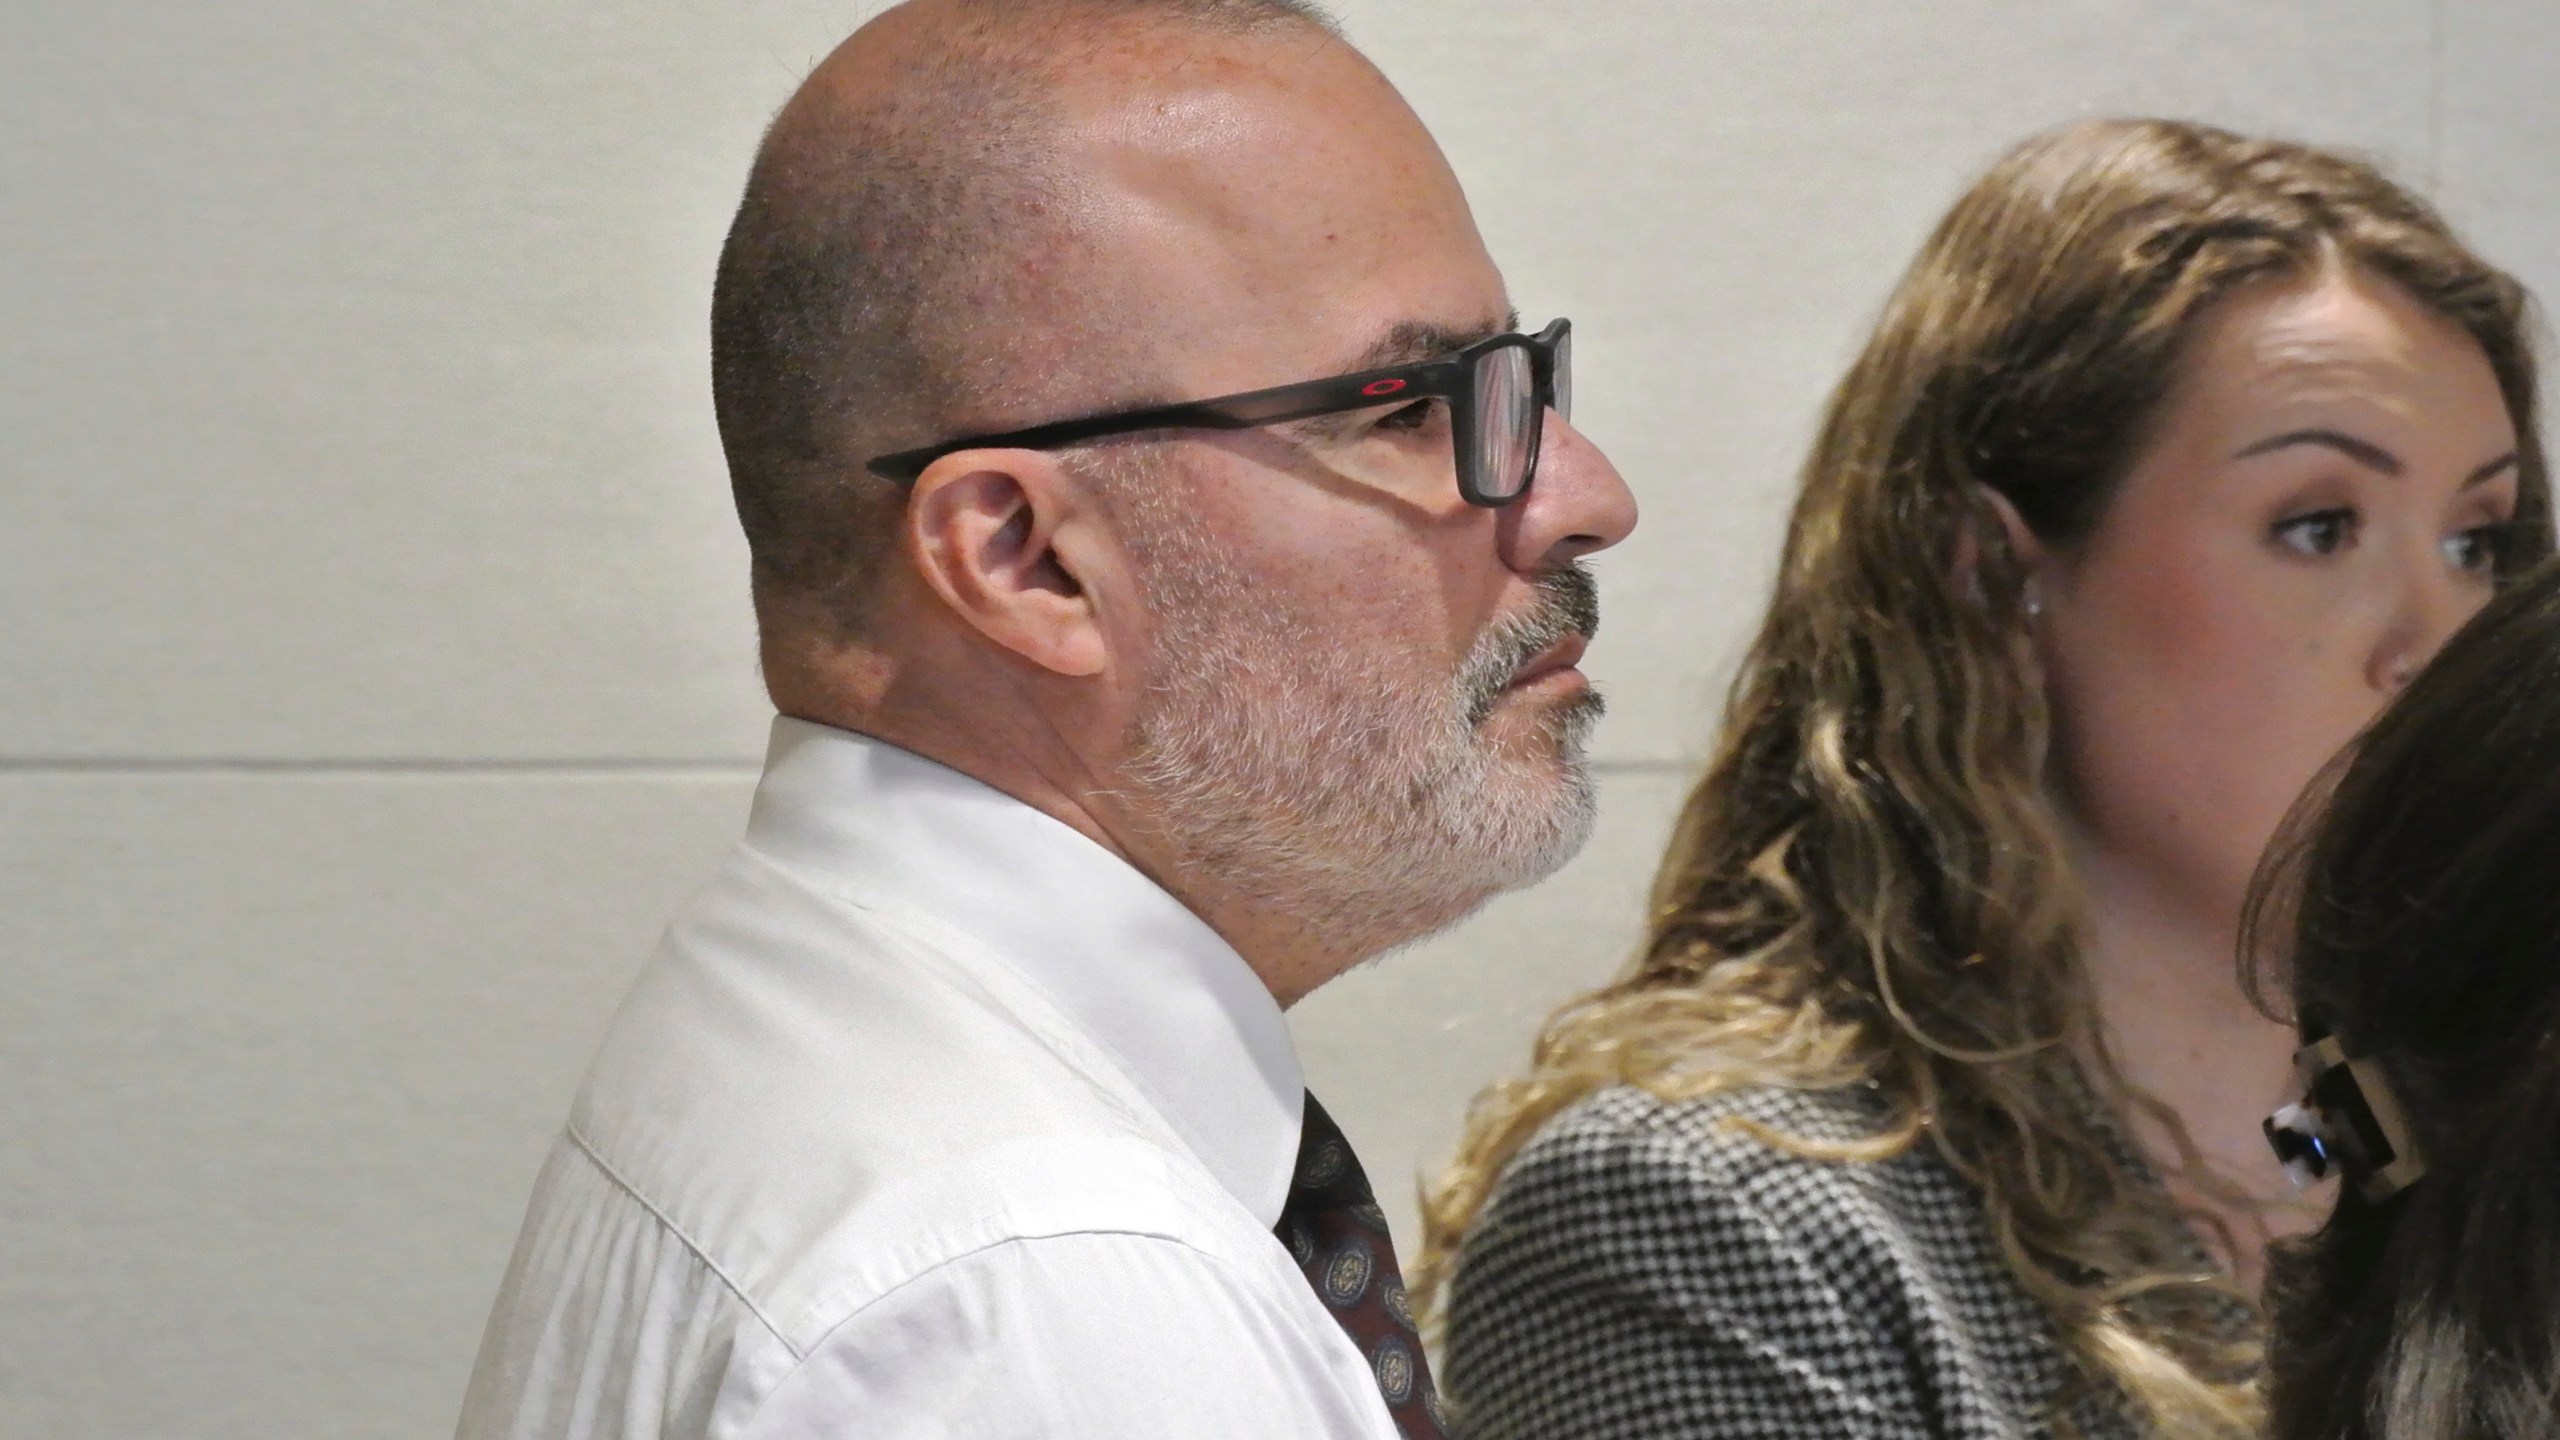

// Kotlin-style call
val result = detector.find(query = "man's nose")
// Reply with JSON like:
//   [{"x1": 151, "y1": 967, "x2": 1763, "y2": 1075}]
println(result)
[{"x1": 1500, "y1": 411, "x2": 1638, "y2": 571}]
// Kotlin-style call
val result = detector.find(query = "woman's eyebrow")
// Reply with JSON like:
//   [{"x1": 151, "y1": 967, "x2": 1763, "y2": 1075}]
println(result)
[
  {"x1": 2232, "y1": 428, "x2": 2403, "y2": 474},
  {"x1": 2466, "y1": 452, "x2": 2522, "y2": 487},
  {"x1": 2232, "y1": 429, "x2": 2520, "y2": 487}
]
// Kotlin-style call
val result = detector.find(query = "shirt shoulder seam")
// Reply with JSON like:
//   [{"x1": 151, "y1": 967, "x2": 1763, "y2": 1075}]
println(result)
[
  {"x1": 560, "y1": 1120, "x2": 801, "y2": 1361},
  {"x1": 790, "y1": 1224, "x2": 1309, "y2": 1376},
  {"x1": 731, "y1": 1227, "x2": 1377, "y2": 1432}
]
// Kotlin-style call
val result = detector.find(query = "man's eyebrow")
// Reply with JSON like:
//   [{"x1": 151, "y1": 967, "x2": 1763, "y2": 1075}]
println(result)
[
  {"x1": 2232, "y1": 428, "x2": 2405, "y2": 476},
  {"x1": 1349, "y1": 310, "x2": 1521, "y2": 372}
]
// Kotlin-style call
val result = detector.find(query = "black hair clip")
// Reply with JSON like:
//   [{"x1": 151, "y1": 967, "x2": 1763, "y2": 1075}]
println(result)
[{"x1": 2262, "y1": 1035, "x2": 2427, "y2": 1203}]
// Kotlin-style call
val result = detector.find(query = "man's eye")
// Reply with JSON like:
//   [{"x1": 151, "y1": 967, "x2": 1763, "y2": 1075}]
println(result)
[
  {"x1": 2275, "y1": 508, "x2": 2357, "y2": 556},
  {"x1": 1374, "y1": 398, "x2": 1444, "y2": 434}
]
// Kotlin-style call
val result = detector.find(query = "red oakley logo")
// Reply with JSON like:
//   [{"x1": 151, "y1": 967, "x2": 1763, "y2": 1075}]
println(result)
[{"x1": 1362, "y1": 378, "x2": 1409, "y2": 397}]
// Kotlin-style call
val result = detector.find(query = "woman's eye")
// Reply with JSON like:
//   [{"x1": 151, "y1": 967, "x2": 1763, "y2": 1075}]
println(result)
[
  {"x1": 1373, "y1": 397, "x2": 1444, "y2": 434},
  {"x1": 2445, "y1": 522, "x2": 2510, "y2": 576},
  {"x1": 2274, "y1": 508, "x2": 2357, "y2": 557}
]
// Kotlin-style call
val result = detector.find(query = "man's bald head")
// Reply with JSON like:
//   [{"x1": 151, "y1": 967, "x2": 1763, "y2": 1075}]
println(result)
[{"x1": 711, "y1": 0, "x2": 1345, "y2": 639}]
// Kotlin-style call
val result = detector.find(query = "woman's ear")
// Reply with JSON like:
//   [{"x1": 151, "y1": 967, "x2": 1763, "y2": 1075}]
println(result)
[
  {"x1": 1955, "y1": 484, "x2": 2049, "y2": 616},
  {"x1": 903, "y1": 449, "x2": 1111, "y2": 678}
]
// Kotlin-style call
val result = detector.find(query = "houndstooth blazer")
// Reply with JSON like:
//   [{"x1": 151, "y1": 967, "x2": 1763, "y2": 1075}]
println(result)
[{"x1": 1441, "y1": 1084, "x2": 2158, "y2": 1440}]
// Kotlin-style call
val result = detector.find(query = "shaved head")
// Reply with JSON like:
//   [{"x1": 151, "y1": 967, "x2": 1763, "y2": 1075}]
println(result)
[
  {"x1": 699, "y1": 0, "x2": 1633, "y2": 999},
  {"x1": 712, "y1": 0, "x2": 1345, "y2": 637}
]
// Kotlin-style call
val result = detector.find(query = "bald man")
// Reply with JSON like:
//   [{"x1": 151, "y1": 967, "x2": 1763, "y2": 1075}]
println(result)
[{"x1": 456, "y1": 2, "x2": 1635, "y2": 1437}]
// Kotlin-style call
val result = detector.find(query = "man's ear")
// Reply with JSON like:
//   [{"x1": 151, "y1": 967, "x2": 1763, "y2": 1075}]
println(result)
[
  {"x1": 1955, "y1": 484, "x2": 2048, "y2": 614},
  {"x1": 903, "y1": 449, "x2": 1112, "y2": 677}
]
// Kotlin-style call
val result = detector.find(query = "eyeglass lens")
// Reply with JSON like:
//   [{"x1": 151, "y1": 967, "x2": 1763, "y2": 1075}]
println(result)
[
  {"x1": 1470, "y1": 344, "x2": 1537, "y2": 502},
  {"x1": 1554, "y1": 326, "x2": 1573, "y2": 423}
]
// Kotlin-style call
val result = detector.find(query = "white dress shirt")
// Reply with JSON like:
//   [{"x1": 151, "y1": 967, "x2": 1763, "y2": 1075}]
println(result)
[{"x1": 456, "y1": 717, "x2": 1400, "y2": 1440}]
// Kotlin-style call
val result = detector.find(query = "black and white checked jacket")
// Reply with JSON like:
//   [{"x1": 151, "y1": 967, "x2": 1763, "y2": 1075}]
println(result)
[{"x1": 1442, "y1": 1083, "x2": 2174, "y2": 1439}]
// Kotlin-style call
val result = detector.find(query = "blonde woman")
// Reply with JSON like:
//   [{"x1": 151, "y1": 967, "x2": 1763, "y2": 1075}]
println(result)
[{"x1": 1422, "y1": 118, "x2": 2551, "y2": 1439}]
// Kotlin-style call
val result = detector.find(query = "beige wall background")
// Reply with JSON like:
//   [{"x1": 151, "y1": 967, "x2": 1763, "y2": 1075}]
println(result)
[{"x1": 5, "y1": 2, "x2": 2553, "y2": 1434}]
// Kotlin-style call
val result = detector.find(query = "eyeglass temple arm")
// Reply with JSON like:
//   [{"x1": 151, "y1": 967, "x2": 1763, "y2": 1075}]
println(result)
[{"x1": 865, "y1": 357, "x2": 1469, "y2": 483}]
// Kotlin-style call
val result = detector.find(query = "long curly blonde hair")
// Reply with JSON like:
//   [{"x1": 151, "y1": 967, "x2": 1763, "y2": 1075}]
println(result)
[{"x1": 1417, "y1": 117, "x2": 2551, "y2": 1436}]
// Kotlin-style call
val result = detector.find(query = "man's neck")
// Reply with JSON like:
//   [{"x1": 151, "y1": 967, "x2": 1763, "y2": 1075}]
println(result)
[
  {"x1": 781, "y1": 680, "x2": 1367, "y2": 1010},
  {"x1": 803, "y1": 705, "x2": 1130, "y2": 865}
]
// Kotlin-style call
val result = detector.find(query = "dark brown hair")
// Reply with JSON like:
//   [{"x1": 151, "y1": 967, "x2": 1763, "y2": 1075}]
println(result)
[
  {"x1": 2249, "y1": 560, "x2": 2560, "y2": 1440},
  {"x1": 1425, "y1": 117, "x2": 2551, "y2": 1434}
]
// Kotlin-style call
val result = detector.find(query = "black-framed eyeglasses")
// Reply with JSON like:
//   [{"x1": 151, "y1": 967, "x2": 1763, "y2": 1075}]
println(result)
[{"x1": 866, "y1": 318, "x2": 1573, "y2": 508}]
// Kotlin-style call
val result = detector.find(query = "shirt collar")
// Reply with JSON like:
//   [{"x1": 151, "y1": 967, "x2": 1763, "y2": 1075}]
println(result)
[{"x1": 739, "y1": 715, "x2": 1305, "y2": 1229}]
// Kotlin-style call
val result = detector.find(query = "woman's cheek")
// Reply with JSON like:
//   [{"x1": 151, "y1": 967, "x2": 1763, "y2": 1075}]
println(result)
[{"x1": 2053, "y1": 562, "x2": 2351, "y2": 906}]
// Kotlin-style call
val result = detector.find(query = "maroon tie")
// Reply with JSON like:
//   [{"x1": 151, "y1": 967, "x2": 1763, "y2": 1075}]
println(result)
[{"x1": 1274, "y1": 1093, "x2": 1449, "y2": 1439}]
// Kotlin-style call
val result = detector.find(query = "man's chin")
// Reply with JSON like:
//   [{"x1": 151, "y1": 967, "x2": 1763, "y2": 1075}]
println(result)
[
  {"x1": 1479, "y1": 680, "x2": 1604, "y2": 750},
  {"x1": 1472, "y1": 764, "x2": 1600, "y2": 891}
]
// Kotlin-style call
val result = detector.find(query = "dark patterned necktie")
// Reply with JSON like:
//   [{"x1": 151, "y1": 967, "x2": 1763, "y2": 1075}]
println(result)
[{"x1": 1274, "y1": 1092, "x2": 1449, "y2": 1439}]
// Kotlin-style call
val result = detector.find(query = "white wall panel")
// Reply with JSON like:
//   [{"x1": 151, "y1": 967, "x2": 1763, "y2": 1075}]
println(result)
[
  {"x1": 0, "y1": 3, "x2": 859, "y2": 763},
  {"x1": 2438, "y1": 2, "x2": 2560, "y2": 422},
  {"x1": 0, "y1": 774, "x2": 752, "y2": 1438},
  {"x1": 2, "y1": 2, "x2": 2435, "y2": 764}
]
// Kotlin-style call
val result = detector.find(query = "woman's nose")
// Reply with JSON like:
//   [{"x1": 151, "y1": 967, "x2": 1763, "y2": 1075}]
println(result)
[{"x1": 2370, "y1": 545, "x2": 2486, "y2": 693}]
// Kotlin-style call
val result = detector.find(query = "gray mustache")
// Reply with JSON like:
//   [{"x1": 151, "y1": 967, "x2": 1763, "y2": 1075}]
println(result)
[{"x1": 1463, "y1": 564, "x2": 1601, "y2": 726}]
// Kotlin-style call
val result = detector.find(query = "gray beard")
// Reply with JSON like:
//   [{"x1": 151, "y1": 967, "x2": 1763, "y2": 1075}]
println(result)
[{"x1": 1121, "y1": 550, "x2": 1603, "y2": 963}]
